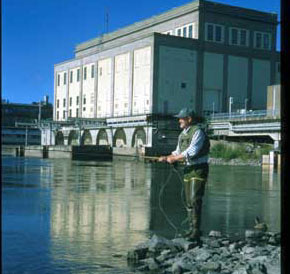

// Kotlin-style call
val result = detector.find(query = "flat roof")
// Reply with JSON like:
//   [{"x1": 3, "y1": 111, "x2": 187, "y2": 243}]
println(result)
[{"x1": 75, "y1": 0, "x2": 277, "y2": 53}]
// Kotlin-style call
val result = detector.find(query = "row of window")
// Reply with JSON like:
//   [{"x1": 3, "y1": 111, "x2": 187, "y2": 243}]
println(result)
[
  {"x1": 205, "y1": 23, "x2": 272, "y2": 50},
  {"x1": 163, "y1": 22, "x2": 197, "y2": 39},
  {"x1": 57, "y1": 65, "x2": 95, "y2": 86},
  {"x1": 162, "y1": 23, "x2": 272, "y2": 50},
  {"x1": 56, "y1": 96, "x2": 87, "y2": 108},
  {"x1": 56, "y1": 109, "x2": 79, "y2": 119}
]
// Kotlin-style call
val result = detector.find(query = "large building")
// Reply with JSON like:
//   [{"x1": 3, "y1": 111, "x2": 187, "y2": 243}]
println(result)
[
  {"x1": 2, "y1": 97, "x2": 53, "y2": 145},
  {"x1": 50, "y1": 0, "x2": 280, "y2": 150},
  {"x1": 54, "y1": 0, "x2": 280, "y2": 121}
]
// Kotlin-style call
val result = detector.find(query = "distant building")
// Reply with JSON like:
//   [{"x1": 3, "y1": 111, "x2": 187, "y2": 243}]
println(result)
[
  {"x1": 54, "y1": 0, "x2": 280, "y2": 122},
  {"x1": 1, "y1": 97, "x2": 53, "y2": 145}
]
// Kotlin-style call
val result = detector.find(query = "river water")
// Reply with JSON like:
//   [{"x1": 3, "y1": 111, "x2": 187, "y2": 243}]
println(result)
[{"x1": 2, "y1": 155, "x2": 280, "y2": 273}]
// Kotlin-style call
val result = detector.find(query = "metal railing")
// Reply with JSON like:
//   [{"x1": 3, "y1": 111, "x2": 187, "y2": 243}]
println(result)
[{"x1": 207, "y1": 109, "x2": 280, "y2": 121}]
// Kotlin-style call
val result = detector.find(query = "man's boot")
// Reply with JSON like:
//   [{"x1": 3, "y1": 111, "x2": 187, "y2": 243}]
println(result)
[
  {"x1": 188, "y1": 204, "x2": 202, "y2": 244},
  {"x1": 183, "y1": 208, "x2": 194, "y2": 237}
]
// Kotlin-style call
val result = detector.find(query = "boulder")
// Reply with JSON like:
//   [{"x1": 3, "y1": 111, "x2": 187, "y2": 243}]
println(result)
[{"x1": 209, "y1": 230, "x2": 222, "y2": 237}]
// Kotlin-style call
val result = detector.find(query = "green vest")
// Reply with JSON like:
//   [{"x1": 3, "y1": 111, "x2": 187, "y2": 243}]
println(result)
[{"x1": 178, "y1": 125, "x2": 210, "y2": 159}]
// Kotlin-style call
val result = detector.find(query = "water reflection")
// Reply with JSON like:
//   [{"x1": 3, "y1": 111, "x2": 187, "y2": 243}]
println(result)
[
  {"x1": 2, "y1": 156, "x2": 280, "y2": 273},
  {"x1": 49, "y1": 159, "x2": 152, "y2": 271}
]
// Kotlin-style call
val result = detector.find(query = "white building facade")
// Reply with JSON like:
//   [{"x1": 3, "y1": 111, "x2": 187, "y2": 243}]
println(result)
[{"x1": 50, "y1": 0, "x2": 280, "y2": 150}]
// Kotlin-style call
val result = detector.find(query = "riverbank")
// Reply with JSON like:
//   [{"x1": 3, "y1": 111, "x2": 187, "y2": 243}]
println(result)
[
  {"x1": 127, "y1": 230, "x2": 280, "y2": 273},
  {"x1": 209, "y1": 157, "x2": 262, "y2": 166}
]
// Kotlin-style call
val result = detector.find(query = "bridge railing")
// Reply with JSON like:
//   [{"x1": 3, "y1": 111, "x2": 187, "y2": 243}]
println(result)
[{"x1": 207, "y1": 109, "x2": 280, "y2": 121}]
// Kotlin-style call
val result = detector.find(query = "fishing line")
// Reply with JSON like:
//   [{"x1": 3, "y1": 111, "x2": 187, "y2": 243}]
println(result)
[{"x1": 158, "y1": 163, "x2": 188, "y2": 238}]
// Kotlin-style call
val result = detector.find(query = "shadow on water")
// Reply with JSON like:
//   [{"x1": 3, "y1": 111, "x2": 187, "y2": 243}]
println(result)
[{"x1": 2, "y1": 156, "x2": 280, "y2": 273}]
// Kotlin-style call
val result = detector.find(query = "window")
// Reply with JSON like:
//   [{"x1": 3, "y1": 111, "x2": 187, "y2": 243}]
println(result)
[
  {"x1": 83, "y1": 97, "x2": 86, "y2": 105},
  {"x1": 205, "y1": 23, "x2": 224, "y2": 43},
  {"x1": 57, "y1": 99, "x2": 59, "y2": 108},
  {"x1": 231, "y1": 28, "x2": 238, "y2": 45},
  {"x1": 69, "y1": 97, "x2": 72, "y2": 107},
  {"x1": 77, "y1": 69, "x2": 80, "y2": 82},
  {"x1": 83, "y1": 67, "x2": 87, "y2": 80},
  {"x1": 76, "y1": 108, "x2": 79, "y2": 117},
  {"x1": 229, "y1": 28, "x2": 248, "y2": 47},
  {"x1": 207, "y1": 24, "x2": 214, "y2": 41},
  {"x1": 188, "y1": 25, "x2": 193, "y2": 38},
  {"x1": 63, "y1": 110, "x2": 66, "y2": 119},
  {"x1": 69, "y1": 109, "x2": 72, "y2": 117},
  {"x1": 76, "y1": 96, "x2": 79, "y2": 105},
  {"x1": 70, "y1": 71, "x2": 73, "y2": 83},
  {"x1": 263, "y1": 34, "x2": 270, "y2": 49},
  {"x1": 63, "y1": 98, "x2": 66, "y2": 107},
  {"x1": 56, "y1": 111, "x2": 59, "y2": 120},
  {"x1": 83, "y1": 107, "x2": 86, "y2": 111},
  {"x1": 64, "y1": 72, "x2": 67, "y2": 85},
  {"x1": 215, "y1": 26, "x2": 222, "y2": 42},
  {"x1": 240, "y1": 30, "x2": 247, "y2": 46},
  {"x1": 175, "y1": 23, "x2": 195, "y2": 38},
  {"x1": 254, "y1": 32, "x2": 271, "y2": 50},
  {"x1": 91, "y1": 65, "x2": 95, "y2": 78},
  {"x1": 256, "y1": 33, "x2": 262, "y2": 48},
  {"x1": 57, "y1": 75, "x2": 60, "y2": 86},
  {"x1": 183, "y1": 27, "x2": 187, "y2": 37}
]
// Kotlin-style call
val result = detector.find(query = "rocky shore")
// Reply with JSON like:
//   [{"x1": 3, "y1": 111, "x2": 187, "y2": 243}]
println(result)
[
  {"x1": 127, "y1": 230, "x2": 280, "y2": 273},
  {"x1": 209, "y1": 158, "x2": 262, "y2": 166}
]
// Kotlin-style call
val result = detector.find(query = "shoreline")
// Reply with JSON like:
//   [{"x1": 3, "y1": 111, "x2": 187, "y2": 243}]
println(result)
[
  {"x1": 209, "y1": 157, "x2": 262, "y2": 166},
  {"x1": 127, "y1": 230, "x2": 281, "y2": 273}
]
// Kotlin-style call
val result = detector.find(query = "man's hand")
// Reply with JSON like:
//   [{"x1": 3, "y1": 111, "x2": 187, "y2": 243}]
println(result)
[
  {"x1": 158, "y1": 156, "x2": 167, "y2": 162},
  {"x1": 166, "y1": 154, "x2": 184, "y2": 164},
  {"x1": 166, "y1": 155, "x2": 176, "y2": 164}
]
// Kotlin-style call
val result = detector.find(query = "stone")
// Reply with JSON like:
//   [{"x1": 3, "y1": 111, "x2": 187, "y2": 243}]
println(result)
[
  {"x1": 146, "y1": 258, "x2": 159, "y2": 270},
  {"x1": 245, "y1": 229, "x2": 263, "y2": 239},
  {"x1": 202, "y1": 261, "x2": 221, "y2": 272},
  {"x1": 196, "y1": 250, "x2": 212, "y2": 261},
  {"x1": 172, "y1": 238, "x2": 197, "y2": 251},
  {"x1": 242, "y1": 246, "x2": 255, "y2": 254},
  {"x1": 171, "y1": 258, "x2": 197, "y2": 274},
  {"x1": 209, "y1": 230, "x2": 222, "y2": 237},
  {"x1": 127, "y1": 245, "x2": 148, "y2": 263},
  {"x1": 268, "y1": 236, "x2": 279, "y2": 245}
]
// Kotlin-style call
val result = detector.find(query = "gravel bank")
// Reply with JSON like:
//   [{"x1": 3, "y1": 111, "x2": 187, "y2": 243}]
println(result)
[{"x1": 127, "y1": 230, "x2": 280, "y2": 273}]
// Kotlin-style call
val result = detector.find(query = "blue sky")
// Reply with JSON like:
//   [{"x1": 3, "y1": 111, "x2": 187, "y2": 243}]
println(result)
[{"x1": 2, "y1": 0, "x2": 280, "y2": 104}]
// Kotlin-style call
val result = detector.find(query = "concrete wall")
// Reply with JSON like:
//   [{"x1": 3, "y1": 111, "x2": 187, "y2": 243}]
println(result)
[
  {"x1": 132, "y1": 46, "x2": 152, "y2": 115},
  {"x1": 114, "y1": 53, "x2": 130, "y2": 117},
  {"x1": 252, "y1": 59, "x2": 271, "y2": 110},
  {"x1": 203, "y1": 52, "x2": 223, "y2": 113},
  {"x1": 97, "y1": 58, "x2": 112, "y2": 118},
  {"x1": 227, "y1": 56, "x2": 248, "y2": 111},
  {"x1": 82, "y1": 62, "x2": 96, "y2": 118},
  {"x1": 157, "y1": 46, "x2": 197, "y2": 114}
]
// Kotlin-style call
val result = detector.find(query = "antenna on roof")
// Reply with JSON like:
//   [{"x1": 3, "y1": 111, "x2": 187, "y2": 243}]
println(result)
[{"x1": 104, "y1": 7, "x2": 109, "y2": 34}]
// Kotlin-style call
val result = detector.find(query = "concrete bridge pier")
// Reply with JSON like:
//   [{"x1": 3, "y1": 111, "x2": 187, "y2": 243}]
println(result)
[{"x1": 269, "y1": 133, "x2": 281, "y2": 150}]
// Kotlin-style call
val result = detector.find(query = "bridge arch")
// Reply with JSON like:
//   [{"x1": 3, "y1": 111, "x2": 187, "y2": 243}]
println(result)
[
  {"x1": 55, "y1": 131, "x2": 64, "y2": 145},
  {"x1": 132, "y1": 127, "x2": 146, "y2": 147},
  {"x1": 96, "y1": 129, "x2": 109, "y2": 145},
  {"x1": 68, "y1": 130, "x2": 79, "y2": 145},
  {"x1": 113, "y1": 128, "x2": 127, "y2": 147},
  {"x1": 81, "y1": 129, "x2": 92, "y2": 145}
]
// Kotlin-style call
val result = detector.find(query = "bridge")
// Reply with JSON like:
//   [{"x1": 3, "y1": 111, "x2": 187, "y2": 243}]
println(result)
[
  {"x1": 207, "y1": 109, "x2": 281, "y2": 149},
  {"x1": 37, "y1": 109, "x2": 280, "y2": 152}
]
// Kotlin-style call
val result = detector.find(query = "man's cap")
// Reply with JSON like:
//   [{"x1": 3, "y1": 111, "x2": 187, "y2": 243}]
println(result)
[{"x1": 174, "y1": 107, "x2": 196, "y2": 118}]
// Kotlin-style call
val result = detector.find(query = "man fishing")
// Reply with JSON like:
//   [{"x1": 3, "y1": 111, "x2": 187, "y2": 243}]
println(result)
[{"x1": 158, "y1": 107, "x2": 210, "y2": 243}]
